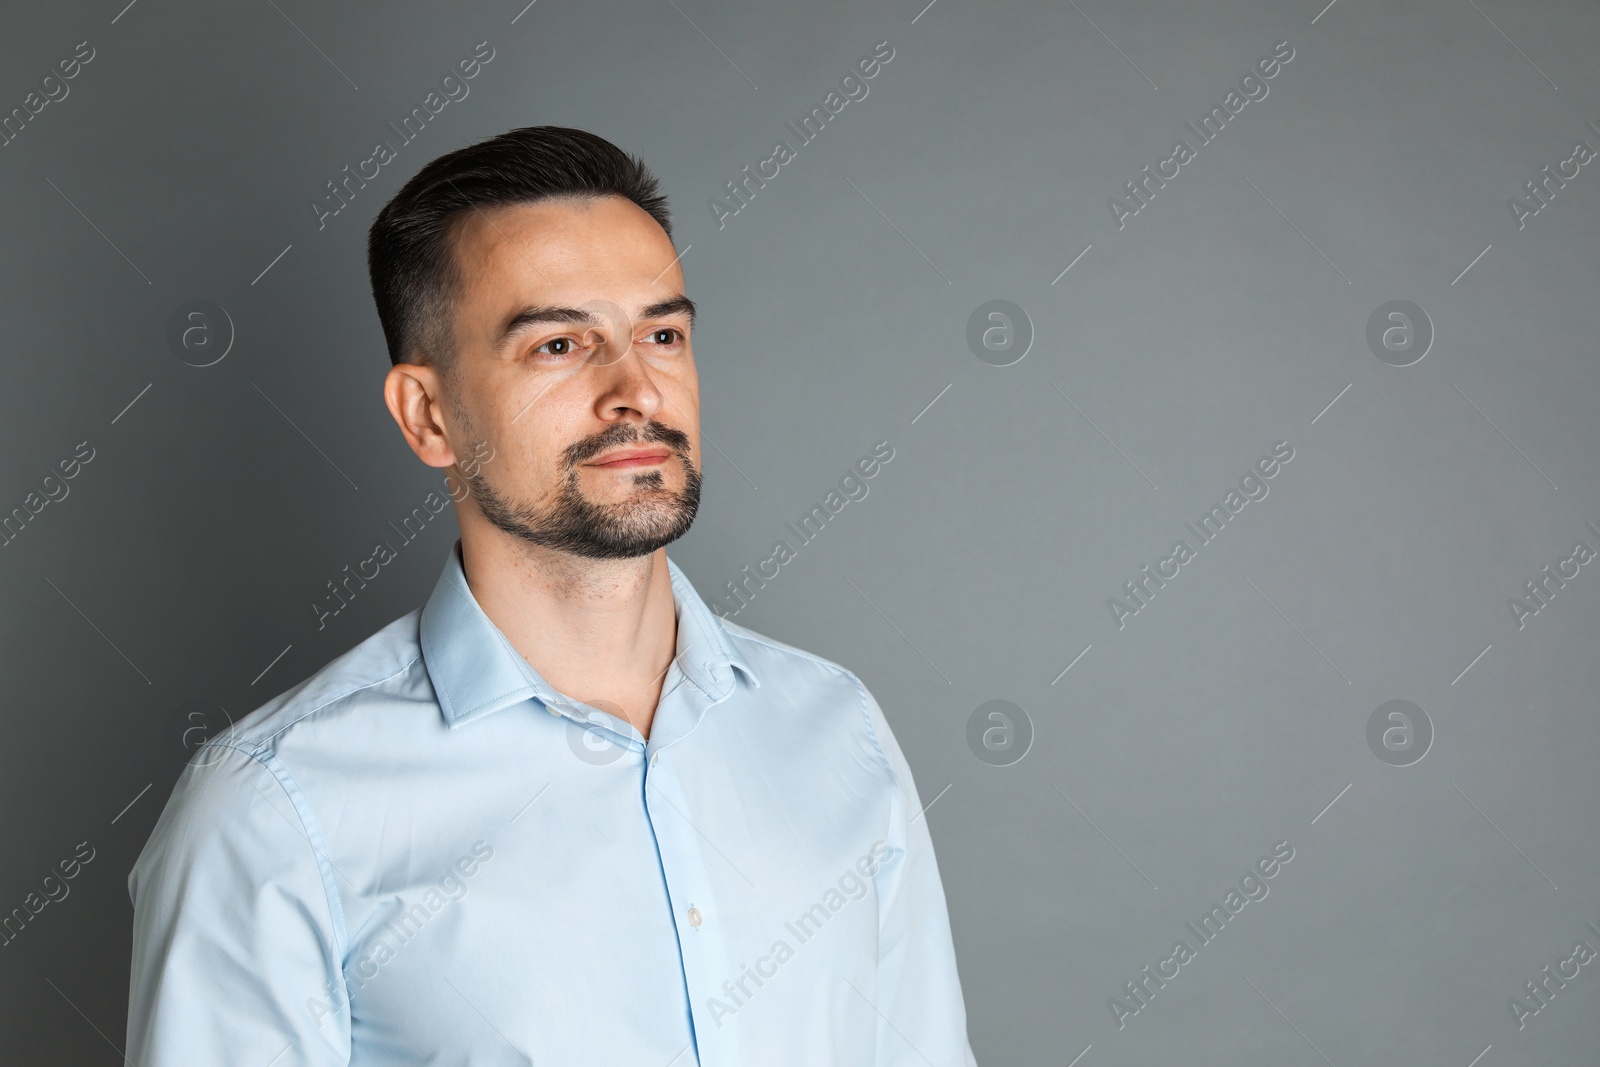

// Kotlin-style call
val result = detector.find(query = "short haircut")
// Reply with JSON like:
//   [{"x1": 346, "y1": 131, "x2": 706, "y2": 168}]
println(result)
[{"x1": 367, "y1": 126, "x2": 674, "y2": 368}]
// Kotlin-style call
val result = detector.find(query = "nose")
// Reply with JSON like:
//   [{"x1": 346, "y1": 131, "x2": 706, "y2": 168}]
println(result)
[{"x1": 590, "y1": 338, "x2": 663, "y2": 424}]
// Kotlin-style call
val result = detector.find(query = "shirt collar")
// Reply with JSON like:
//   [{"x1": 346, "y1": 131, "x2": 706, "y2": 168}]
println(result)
[{"x1": 419, "y1": 539, "x2": 759, "y2": 729}]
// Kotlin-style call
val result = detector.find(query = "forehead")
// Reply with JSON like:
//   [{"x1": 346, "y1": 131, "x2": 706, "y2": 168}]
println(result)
[{"x1": 447, "y1": 195, "x2": 682, "y2": 309}]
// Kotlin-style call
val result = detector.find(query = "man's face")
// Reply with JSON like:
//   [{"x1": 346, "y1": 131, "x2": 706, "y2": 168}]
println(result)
[{"x1": 437, "y1": 195, "x2": 701, "y2": 560}]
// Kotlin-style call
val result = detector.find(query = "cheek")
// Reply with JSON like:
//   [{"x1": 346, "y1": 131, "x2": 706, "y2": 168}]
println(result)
[
  {"x1": 477, "y1": 423, "x2": 567, "y2": 500},
  {"x1": 660, "y1": 357, "x2": 699, "y2": 402},
  {"x1": 491, "y1": 384, "x2": 579, "y2": 460},
  {"x1": 660, "y1": 375, "x2": 701, "y2": 436}
]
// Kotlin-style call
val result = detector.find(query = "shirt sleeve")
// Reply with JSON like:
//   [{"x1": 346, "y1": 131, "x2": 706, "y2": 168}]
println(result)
[
  {"x1": 127, "y1": 742, "x2": 351, "y2": 1065},
  {"x1": 859, "y1": 681, "x2": 980, "y2": 1067}
]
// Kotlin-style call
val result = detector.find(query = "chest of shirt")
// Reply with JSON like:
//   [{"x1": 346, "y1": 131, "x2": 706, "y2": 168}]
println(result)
[{"x1": 279, "y1": 683, "x2": 897, "y2": 1064}]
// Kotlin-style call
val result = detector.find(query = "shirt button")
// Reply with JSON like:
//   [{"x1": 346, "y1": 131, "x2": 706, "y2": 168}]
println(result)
[
  {"x1": 687, "y1": 906, "x2": 702, "y2": 927},
  {"x1": 546, "y1": 704, "x2": 560, "y2": 716},
  {"x1": 650, "y1": 751, "x2": 661, "y2": 767}
]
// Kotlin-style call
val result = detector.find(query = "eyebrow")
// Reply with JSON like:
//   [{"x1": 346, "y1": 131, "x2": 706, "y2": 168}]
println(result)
[{"x1": 495, "y1": 295, "x2": 697, "y2": 349}]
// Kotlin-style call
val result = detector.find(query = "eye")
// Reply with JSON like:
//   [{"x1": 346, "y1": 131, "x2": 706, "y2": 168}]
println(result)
[
  {"x1": 532, "y1": 336, "x2": 584, "y2": 360},
  {"x1": 646, "y1": 328, "x2": 685, "y2": 347}
]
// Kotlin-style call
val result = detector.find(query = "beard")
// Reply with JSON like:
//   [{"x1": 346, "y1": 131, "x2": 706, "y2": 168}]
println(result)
[{"x1": 459, "y1": 420, "x2": 701, "y2": 560}]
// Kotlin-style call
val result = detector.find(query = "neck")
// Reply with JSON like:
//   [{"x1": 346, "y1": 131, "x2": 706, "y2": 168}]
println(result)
[{"x1": 456, "y1": 522, "x2": 679, "y2": 741}]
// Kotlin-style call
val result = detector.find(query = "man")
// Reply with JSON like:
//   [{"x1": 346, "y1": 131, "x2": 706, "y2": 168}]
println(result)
[{"x1": 128, "y1": 126, "x2": 976, "y2": 1066}]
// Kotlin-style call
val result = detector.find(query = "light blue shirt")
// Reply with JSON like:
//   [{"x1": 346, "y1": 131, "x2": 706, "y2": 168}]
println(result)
[{"x1": 128, "y1": 540, "x2": 977, "y2": 1066}]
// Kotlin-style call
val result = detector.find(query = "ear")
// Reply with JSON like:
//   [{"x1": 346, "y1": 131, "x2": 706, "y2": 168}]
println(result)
[{"x1": 384, "y1": 362, "x2": 457, "y2": 470}]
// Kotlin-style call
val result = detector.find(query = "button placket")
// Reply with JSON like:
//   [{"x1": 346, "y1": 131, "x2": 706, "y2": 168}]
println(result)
[{"x1": 642, "y1": 656, "x2": 750, "y2": 1060}]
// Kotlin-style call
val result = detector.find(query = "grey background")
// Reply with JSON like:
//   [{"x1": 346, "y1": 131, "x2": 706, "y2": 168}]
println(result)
[{"x1": 2, "y1": 0, "x2": 1597, "y2": 1062}]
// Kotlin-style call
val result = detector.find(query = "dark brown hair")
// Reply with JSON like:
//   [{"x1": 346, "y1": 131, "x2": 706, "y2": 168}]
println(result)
[{"x1": 367, "y1": 126, "x2": 673, "y2": 367}]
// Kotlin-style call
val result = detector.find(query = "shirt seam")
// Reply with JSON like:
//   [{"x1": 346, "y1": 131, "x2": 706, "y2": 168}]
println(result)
[
  {"x1": 245, "y1": 650, "x2": 424, "y2": 752},
  {"x1": 842, "y1": 669, "x2": 898, "y2": 801},
  {"x1": 199, "y1": 739, "x2": 352, "y2": 966},
  {"x1": 843, "y1": 668, "x2": 901, "y2": 1021},
  {"x1": 457, "y1": 680, "x2": 539, "y2": 720},
  {"x1": 724, "y1": 630, "x2": 846, "y2": 686}
]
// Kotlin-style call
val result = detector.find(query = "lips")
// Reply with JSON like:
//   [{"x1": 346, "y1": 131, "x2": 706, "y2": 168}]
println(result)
[{"x1": 586, "y1": 447, "x2": 673, "y2": 469}]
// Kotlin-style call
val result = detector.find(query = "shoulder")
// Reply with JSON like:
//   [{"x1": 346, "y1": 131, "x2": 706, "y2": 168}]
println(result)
[
  {"x1": 214, "y1": 607, "x2": 428, "y2": 761},
  {"x1": 720, "y1": 616, "x2": 865, "y2": 692},
  {"x1": 717, "y1": 617, "x2": 900, "y2": 778},
  {"x1": 125, "y1": 610, "x2": 426, "y2": 942}
]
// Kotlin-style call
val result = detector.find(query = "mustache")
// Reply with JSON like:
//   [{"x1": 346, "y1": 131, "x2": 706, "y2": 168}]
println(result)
[{"x1": 563, "y1": 420, "x2": 692, "y2": 468}]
